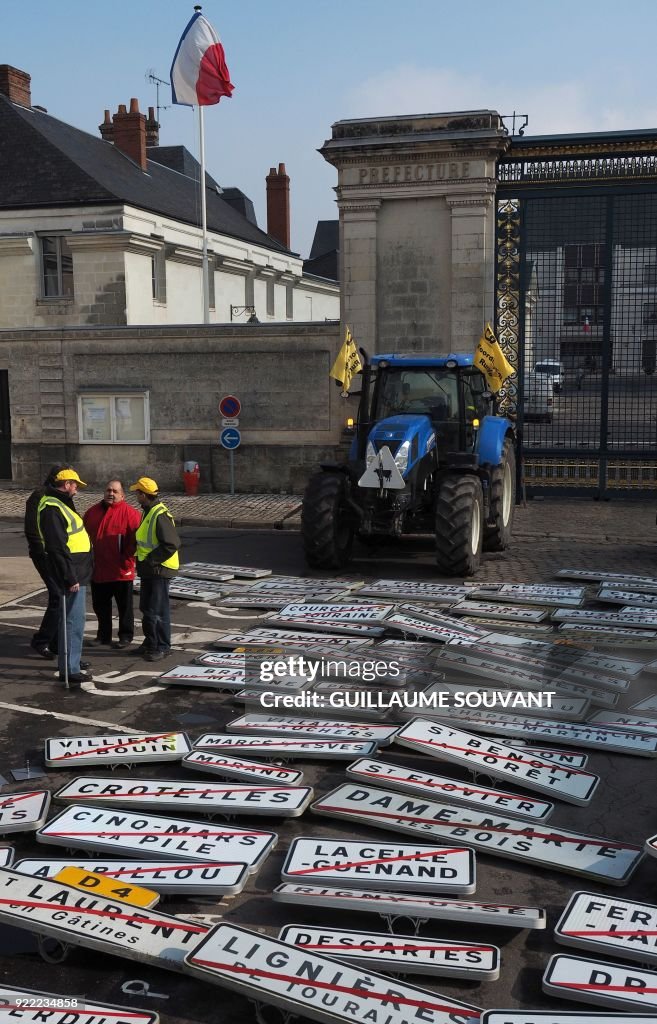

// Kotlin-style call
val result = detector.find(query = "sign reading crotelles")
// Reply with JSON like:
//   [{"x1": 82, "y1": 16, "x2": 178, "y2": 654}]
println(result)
[
  {"x1": 184, "y1": 923, "x2": 482, "y2": 1024},
  {"x1": 45, "y1": 733, "x2": 191, "y2": 767}
]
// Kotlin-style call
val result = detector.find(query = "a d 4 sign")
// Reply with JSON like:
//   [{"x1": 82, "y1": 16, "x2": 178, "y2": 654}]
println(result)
[
  {"x1": 0, "y1": 792, "x2": 50, "y2": 834},
  {"x1": 543, "y1": 952, "x2": 657, "y2": 1011},
  {"x1": 12, "y1": 858, "x2": 249, "y2": 896},
  {"x1": 45, "y1": 733, "x2": 191, "y2": 767},
  {"x1": 182, "y1": 750, "x2": 304, "y2": 785},
  {"x1": 555, "y1": 890, "x2": 657, "y2": 965},
  {"x1": 53, "y1": 865, "x2": 159, "y2": 908},
  {"x1": 184, "y1": 923, "x2": 482, "y2": 1024},
  {"x1": 277, "y1": 924, "x2": 500, "y2": 980},
  {"x1": 281, "y1": 836, "x2": 476, "y2": 894},
  {"x1": 0, "y1": 988, "x2": 160, "y2": 1024}
]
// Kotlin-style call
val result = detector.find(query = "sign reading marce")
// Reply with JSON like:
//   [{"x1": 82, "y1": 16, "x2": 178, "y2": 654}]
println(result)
[
  {"x1": 182, "y1": 749, "x2": 304, "y2": 785},
  {"x1": 191, "y1": 736, "x2": 378, "y2": 759},
  {"x1": 0, "y1": 988, "x2": 160, "y2": 1024},
  {"x1": 12, "y1": 858, "x2": 249, "y2": 896},
  {"x1": 45, "y1": 733, "x2": 191, "y2": 767},
  {"x1": 273, "y1": 882, "x2": 546, "y2": 929},
  {"x1": 311, "y1": 785, "x2": 643, "y2": 885},
  {"x1": 225, "y1": 715, "x2": 398, "y2": 745},
  {"x1": 0, "y1": 792, "x2": 50, "y2": 834},
  {"x1": 184, "y1": 923, "x2": 482, "y2": 1024},
  {"x1": 54, "y1": 777, "x2": 313, "y2": 818},
  {"x1": 394, "y1": 719, "x2": 599, "y2": 805},
  {"x1": 0, "y1": 868, "x2": 207, "y2": 970},
  {"x1": 36, "y1": 805, "x2": 276, "y2": 872},
  {"x1": 277, "y1": 924, "x2": 500, "y2": 980},
  {"x1": 555, "y1": 891, "x2": 657, "y2": 965},
  {"x1": 543, "y1": 952, "x2": 657, "y2": 1011},
  {"x1": 281, "y1": 837, "x2": 475, "y2": 894},
  {"x1": 346, "y1": 758, "x2": 554, "y2": 821}
]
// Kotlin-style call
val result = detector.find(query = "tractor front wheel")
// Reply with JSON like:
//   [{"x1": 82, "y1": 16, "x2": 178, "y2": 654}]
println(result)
[
  {"x1": 302, "y1": 472, "x2": 355, "y2": 569},
  {"x1": 483, "y1": 437, "x2": 516, "y2": 551},
  {"x1": 435, "y1": 474, "x2": 483, "y2": 577}
]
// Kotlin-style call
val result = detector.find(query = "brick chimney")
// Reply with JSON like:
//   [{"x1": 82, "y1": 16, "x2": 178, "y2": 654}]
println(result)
[
  {"x1": 266, "y1": 162, "x2": 290, "y2": 249},
  {"x1": 145, "y1": 106, "x2": 160, "y2": 147},
  {"x1": 100, "y1": 99, "x2": 147, "y2": 170},
  {"x1": 0, "y1": 65, "x2": 31, "y2": 107}
]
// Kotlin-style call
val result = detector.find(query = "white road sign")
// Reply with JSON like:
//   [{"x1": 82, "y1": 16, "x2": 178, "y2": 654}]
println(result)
[
  {"x1": 543, "y1": 952, "x2": 657, "y2": 1011},
  {"x1": 554, "y1": 608, "x2": 657, "y2": 629},
  {"x1": 277, "y1": 602, "x2": 393, "y2": 624},
  {"x1": 0, "y1": 849, "x2": 13, "y2": 868},
  {"x1": 346, "y1": 758, "x2": 554, "y2": 820},
  {"x1": 177, "y1": 566, "x2": 235, "y2": 582},
  {"x1": 190, "y1": 736, "x2": 378, "y2": 759},
  {"x1": 598, "y1": 586, "x2": 657, "y2": 608},
  {"x1": 557, "y1": 623, "x2": 657, "y2": 644},
  {"x1": 646, "y1": 835, "x2": 657, "y2": 860},
  {"x1": 358, "y1": 445, "x2": 407, "y2": 489},
  {"x1": 213, "y1": 629, "x2": 372, "y2": 649},
  {"x1": 452, "y1": 601, "x2": 549, "y2": 622},
  {"x1": 480, "y1": 739, "x2": 589, "y2": 768},
  {"x1": 311, "y1": 784, "x2": 643, "y2": 885},
  {"x1": 12, "y1": 858, "x2": 248, "y2": 895},
  {"x1": 277, "y1": 924, "x2": 500, "y2": 980},
  {"x1": 0, "y1": 792, "x2": 50, "y2": 834},
  {"x1": 181, "y1": 562, "x2": 272, "y2": 578},
  {"x1": 397, "y1": 604, "x2": 487, "y2": 634},
  {"x1": 45, "y1": 733, "x2": 191, "y2": 767},
  {"x1": 281, "y1": 836, "x2": 475, "y2": 893},
  {"x1": 587, "y1": 711, "x2": 657, "y2": 734},
  {"x1": 159, "y1": 665, "x2": 248, "y2": 689},
  {"x1": 265, "y1": 615, "x2": 384, "y2": 637},
  {"x1": 53, "y1": 777, "x2": 313, "y2": 817},
  {"x1": 556, "y1": 568, "x2": 657, "y2": 587},
  {"x1": 220, "y1": 592, "x2": 346, "y2": 609},
  {"x1": 0, "y1": 988, "x2": 159, "y2": 1024},
  {"x1": 168, "y1": 580, "x2": 228, "y2": 601},
  {"x1": 386, "y1": 612, "x2": 486, "y2": 644},
  {"x1": 36, "y1": 804, "x2": 277, "y2": 871},
  {"x1": 472, "y1": 583, "x2": 587, "y2": 606},
  {"x1": 184, "y1": 923, "x2": 482, "y2": 1024},
  {"x1": 273, "y1": 882, "x2": 546, "y2": 929},
  {"x1": 360, "y1": 581, "x2": 473, "y2": 603},
  {"x1": 394, "y1": 719, "x2": 599, "y2": 805},
  {"x1": 182, "y1": 749, "x2": 304, "y2": 785},
  {"x1": 631, "y1": 694, "x2": 657, "y2": 715},
  {"x1": 225, "y1": 714, "x2": 398, "y2": 745},
  {"x1": 556, "y1": 891, "x2": 657, "y2": 965},
  {"x1": 0, "y1": 868, "x2": 207, "y2": 970}
]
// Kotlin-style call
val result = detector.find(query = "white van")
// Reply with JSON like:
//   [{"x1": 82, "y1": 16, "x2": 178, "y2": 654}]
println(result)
[
  {"x1": 524, "y1": 372, "x2": 554, "y2": 423},
  {"x1": 534, "y1": 359, "x2": 564, "y2": 392}
]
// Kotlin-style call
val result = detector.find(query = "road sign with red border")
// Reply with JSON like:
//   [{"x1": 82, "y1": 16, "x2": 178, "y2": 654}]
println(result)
[{"x1": 219, "y1": 395, "x2": 241, "y2": 418}]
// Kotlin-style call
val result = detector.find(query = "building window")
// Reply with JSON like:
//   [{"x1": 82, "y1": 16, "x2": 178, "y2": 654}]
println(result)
[
  {"x1": 643, "y1": 264, "x2": 657, "y2": 288},
  {"x1": 643, "y1": 303, "x2": 657, "y2": 325},
  {"x1": 151, "y1": 251, "x2": 167, "y2": 303},
  {"x1": 41, "y1": 235, "x2": 73, "y2": 298},
  {"x1": 78, "y1": 392, "x2": 150, "y2": 443},
  {"x1": 562, "y1": 243, "x2": 605, "y2": 325}
]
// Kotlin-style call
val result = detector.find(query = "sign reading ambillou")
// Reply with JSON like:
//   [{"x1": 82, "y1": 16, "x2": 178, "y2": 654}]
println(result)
[
  {"x1": 226, "y1": 715, "x2": 399, "y2": 745},
  {"x1": 0, "y1": 988, "x2": 160, "y2": 1024},
  {"x1": 36, "y1": 805, "x2": 277, "y2": 872},
  {"x1": 281, "y1": 837, "x2": 476, "y2": 894},
  {"x1": 346, "y1": 758, "x2": 554, "y2": 821},
  {"x1": 0, "y1": 868, "x2": 207, "y2": 971},
  {"x1": 394, "y1": 719, "x2": 599, "y2": 805},
  {"x1": 273, "y1": 882, "x2": 546, "y2": 929},
  {"x1": 0, "y1": 792, "x2": 50, "y2": 834},
  {"x1": 182, "y1": 750, "x2": 304, "y2": 786},
  {"x1": 13, "y1": 858, "x2": 248, "y2": 896},
  {"x1": 543, "y1": 952, "x2": 657, "y2": 1011},
  {"x1": 184, "y1": 923, "x2": 482, "y2": 1024},
  {"x1": 277, "y1": 924, "x2": 500, "y2": 980},
  {"x1": 53, "y1": 778, "x2": 313, "y2": 817},
  {"x1": 556, "y1": 891, "x2": 657, "y2": 965},
  {"x1": 311, "y1": 785, "x2": 643, "y2": 885},
  {"x1": 45, "y1": 733, "x2": 191, "y2": 767},
  {"x1": 191, "y1": 736, "x2": 378, "y2": 759}
]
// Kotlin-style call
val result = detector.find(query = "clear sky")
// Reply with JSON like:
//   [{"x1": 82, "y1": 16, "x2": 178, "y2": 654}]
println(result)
[{"x1": 4, "y1": 0, "x2": 657, "y2": 257}]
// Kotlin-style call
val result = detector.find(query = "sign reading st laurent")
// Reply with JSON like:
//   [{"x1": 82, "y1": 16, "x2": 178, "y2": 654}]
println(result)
[
  {"x1": 13, "y1": 858, "x2": 249, "y2": 895},
  {"x1": 45, "y1": 733, "x2": 191, "y2": 767}
]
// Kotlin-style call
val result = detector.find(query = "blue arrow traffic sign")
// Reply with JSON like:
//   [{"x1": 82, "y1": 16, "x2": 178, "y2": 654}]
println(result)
[{"x1": 220, "y1": 427, "x2": 241, "y2": 450}]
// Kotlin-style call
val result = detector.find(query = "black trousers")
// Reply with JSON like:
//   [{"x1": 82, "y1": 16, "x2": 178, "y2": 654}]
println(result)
[
  {"x1": 138, "y1": 577, "x2": 171, "y2": 652},
  {"x1": 30, "y1": 552, "x2": 61, "y2": 653},
  {"x1": 90, "y1": 580, "x2": 135, "y2": 643}
]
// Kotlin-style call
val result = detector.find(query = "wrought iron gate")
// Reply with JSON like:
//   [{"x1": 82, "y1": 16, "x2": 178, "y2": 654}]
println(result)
[{"x1": 497, "y1": 132, "x2": 657, "y2": 496}]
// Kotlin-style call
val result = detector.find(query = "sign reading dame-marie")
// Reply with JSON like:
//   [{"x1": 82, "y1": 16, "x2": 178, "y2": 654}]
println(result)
[{"x1": 45, "y1": 733, "x2": 191, "y2": 768}]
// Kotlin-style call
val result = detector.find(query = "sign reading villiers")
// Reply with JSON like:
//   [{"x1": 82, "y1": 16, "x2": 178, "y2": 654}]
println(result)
[
  {"x1": 0, "y1": 988, "x2": 159, "y2": 1024},
  {"x1": 45, "y1": 733, "x2": 191, "y2": 767},
  {"x1": 0, "y1": 792, "x2": 50, "y2": 834},
  {"x1": 12, "y1": 858, "x2": 248, "y2": 896},
  {"x1": 36, "y1": 805, "x2": 276, "y2": 872},
  {"x1": 543, "y1": 952, "x2": 657, "y2": 1012},
  {"x1": 277, "y1": 924, "x2": 499, "y2": 980},
  {"x1": 281, "y1": 837, "x2": 475, "y2": 894},
  {"x1": 394, "y1": 719, "x2": 599, "y2": 806},
  {"x1": 311, "y1": 785, "x2": 643, "y2": 885},
  {"x1": 555, "y1": 890, "x2": 657, "y2": 966},
  {"x1": 184, "y1": 923, "x2": 482, "y2": 1024},
  {"x1": 0, "y1": 868, "x2": 207, "y2": 971}
]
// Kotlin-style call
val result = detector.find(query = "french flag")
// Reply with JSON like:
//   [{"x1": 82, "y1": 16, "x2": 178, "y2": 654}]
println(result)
[{"x1": 170, "y1": 10, "x2": 234, "y2": 107}]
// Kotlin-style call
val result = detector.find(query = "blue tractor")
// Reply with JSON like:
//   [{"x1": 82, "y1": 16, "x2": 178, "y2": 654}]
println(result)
[{"x1": 302, "y1": 353, "x2": 516, "y2": 576}]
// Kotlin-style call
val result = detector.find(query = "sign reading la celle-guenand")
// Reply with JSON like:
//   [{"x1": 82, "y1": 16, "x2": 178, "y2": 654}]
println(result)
[
  {"x1": 45, "y1": 733, "x2": 191, "y2": 767},
  {"x1": 13, "y1": 858, "x2": 248, "y2": 896}
]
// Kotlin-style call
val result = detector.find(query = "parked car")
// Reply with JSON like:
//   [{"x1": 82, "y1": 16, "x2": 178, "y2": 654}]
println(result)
[
  {"x1": 534, "y1": 359, "x2": 564, "y2": 392},
  {"x1": 524, "y1": 371, "x2": 554, "y2": 423}
]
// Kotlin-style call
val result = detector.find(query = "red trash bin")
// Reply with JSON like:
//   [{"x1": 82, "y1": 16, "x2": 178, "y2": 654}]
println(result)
[{"x1": 183, "y1": 461, "x2": 200, "y2": 496}]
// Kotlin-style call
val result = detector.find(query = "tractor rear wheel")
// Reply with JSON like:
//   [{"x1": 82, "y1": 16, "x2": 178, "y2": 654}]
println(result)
[
  {"x1": 302, "y1": 472, "x2": 354, "y2": 569},
  {"x1": 483, "y1": 437, "x2": 516, "y2": 551},
  {"x1": 435, "y1": 474, "x2": 483, "y2": 577}
]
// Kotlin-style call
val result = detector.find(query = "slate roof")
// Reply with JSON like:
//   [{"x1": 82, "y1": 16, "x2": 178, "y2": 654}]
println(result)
[
  {"x1": 309, "y1": 219, "x2": 339, "y2": 259},
  {"x1": 0, "y1": 95, "x2": 293, "y2": 255}
]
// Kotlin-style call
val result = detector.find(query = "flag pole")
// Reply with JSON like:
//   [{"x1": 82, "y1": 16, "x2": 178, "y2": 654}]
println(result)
[{"x1": 198, "y1": 102, "x2": 210, "y2": 324}]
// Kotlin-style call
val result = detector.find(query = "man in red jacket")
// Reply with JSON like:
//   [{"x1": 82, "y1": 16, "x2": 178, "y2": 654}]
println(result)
[{"x1": 83, "y1": 478, "x2": 141, "y2": 649}]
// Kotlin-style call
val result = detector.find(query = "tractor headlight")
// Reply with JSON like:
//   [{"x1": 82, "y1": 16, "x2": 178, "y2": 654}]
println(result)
[
  {"x1": 365, "y1": 441, "x2": 377, "y2": 466},
  {"x1": 394, "y1": 440, "x2": 411, "y2": 474}
]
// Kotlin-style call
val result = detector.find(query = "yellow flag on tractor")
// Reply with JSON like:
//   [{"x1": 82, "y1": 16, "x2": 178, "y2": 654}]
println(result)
[
  {"x1": 474, "y1": 323, "x2": 514, "y2": 393},
  {"x1": 330, "y1": 326, "x2": 362, "y2": 396}
]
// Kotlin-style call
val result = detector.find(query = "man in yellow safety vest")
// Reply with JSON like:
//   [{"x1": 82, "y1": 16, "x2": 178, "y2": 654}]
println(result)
[
  {"x1": 37, "y1": 468, "x2": 94, "y2": 685},
  {"x1": 129, "y1": 476, "x2": 181, "y2": 663}
]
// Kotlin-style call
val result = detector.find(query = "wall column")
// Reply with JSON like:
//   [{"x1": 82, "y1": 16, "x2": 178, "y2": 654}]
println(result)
[
  {"x1": 339, "y1": 199, "x2": 380, "y2": 353},
  {"x1": 446, "y1": 193, "x2": 495, "y2": 350}
]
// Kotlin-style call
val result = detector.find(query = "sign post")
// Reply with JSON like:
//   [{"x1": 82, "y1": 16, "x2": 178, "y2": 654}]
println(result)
[{"x1": 219, "y1": 396, "x2": 241, "y2": 495}]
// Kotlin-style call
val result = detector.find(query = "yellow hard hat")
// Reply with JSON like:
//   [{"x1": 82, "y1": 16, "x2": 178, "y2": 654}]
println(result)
[
  {"x1": 130, "y1": 476, "x2": 159, "y2": 496},
  {"x1": 55, "y1": 469, "x2": 87, "y2": 487}
]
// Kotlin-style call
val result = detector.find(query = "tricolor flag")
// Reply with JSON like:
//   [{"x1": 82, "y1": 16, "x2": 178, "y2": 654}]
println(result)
[{"x1": 170, "y1": 10, "x2": 234, "y2": 107}]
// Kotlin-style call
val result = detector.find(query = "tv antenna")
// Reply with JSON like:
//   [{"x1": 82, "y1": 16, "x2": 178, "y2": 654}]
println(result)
[{"x1": 145, "y1": 70, "x2": 171, "y2": 122}]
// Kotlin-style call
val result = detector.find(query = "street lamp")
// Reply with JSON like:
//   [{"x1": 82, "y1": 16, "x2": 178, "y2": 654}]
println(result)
[{"x1": 230, "y1": 305, "x2": 259, "y2": 323}]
